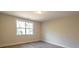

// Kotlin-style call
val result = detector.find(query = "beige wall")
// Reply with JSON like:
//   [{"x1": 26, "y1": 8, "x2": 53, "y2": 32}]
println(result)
[
  {"x1": 0, "y1": 14, "x2": 41, "y2": 47},
  {"x1": 0, "y1": 17, "x2": 1, "y2": 45},
  {"x1": 42, "y1": 15, "x2": 79, "y2": 48}
]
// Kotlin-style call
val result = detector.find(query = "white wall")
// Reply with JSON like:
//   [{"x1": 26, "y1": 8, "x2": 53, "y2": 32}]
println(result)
[
  {"x1": 42, "y1": 15, "x2": 79, "y2": 48},
  {"x1": 0, "y1": 14, "x2": 42, "y2": 47}
]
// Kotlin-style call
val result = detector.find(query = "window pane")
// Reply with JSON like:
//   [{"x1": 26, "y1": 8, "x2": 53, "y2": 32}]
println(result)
[
  {"x1": 26, "y1": 28, "x2": 33, "y2": 35},
  {"x1": 17, "y1": 20, "x2": 25, "y2": 28},
  {"x1": 17, "y1": 28, "x2": 25, "y2": 35},
  {"x1": 26, "y1": 22, "x2": 33, "y2": 28}
]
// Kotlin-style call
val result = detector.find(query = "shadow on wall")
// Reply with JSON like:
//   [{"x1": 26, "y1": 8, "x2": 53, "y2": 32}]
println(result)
[{"x1": 42, "y1": 15, "x2": 79, "y2": 48}]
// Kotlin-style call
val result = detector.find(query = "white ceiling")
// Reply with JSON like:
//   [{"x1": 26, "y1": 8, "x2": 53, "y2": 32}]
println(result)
[{"x1": 0, "y1": 11, "x2": 79, "y2": 22}]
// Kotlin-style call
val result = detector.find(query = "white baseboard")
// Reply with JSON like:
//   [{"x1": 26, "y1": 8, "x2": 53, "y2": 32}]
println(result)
[
  {"x1": 0, "y1": 40, "x2": 41, "y2": 47},
  {"x1": 42, "y1": 40, "x2": 69, "y2": 48}
]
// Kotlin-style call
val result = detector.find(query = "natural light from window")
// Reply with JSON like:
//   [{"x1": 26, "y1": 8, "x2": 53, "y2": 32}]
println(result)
[{"x1": 16, "y1": 19, "x2": 33, "y2": 35}]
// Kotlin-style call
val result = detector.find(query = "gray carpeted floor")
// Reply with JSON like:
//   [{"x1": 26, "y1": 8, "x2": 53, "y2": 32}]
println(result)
[{"x1": 4, "y1": 41, "x2": 63, "y2": 48}]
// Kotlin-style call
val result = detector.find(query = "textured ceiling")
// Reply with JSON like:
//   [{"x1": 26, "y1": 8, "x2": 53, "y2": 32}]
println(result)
[{"x1": 0, "y1": 11, "x2": 79, "y2": 21}]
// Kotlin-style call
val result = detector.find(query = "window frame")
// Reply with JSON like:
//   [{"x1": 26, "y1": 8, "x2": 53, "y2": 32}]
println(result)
[{"x1": 16, "y1": 19, "x2": 34, "y2": 36}]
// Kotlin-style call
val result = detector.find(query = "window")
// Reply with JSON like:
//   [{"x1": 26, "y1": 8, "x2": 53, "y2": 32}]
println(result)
[{"x1": 16, "y1": 19, "x2": 33, "y2": 35}]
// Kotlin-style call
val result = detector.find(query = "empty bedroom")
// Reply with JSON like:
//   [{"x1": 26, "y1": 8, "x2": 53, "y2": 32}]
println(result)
[{"x1": 0, "y1": 11, "x2": 79, "y2": 48}]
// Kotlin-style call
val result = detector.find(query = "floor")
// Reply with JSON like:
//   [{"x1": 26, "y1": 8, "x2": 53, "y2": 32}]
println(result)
[{"x1": 4, "y1": 41, "x2": 63, "y2": 48}]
